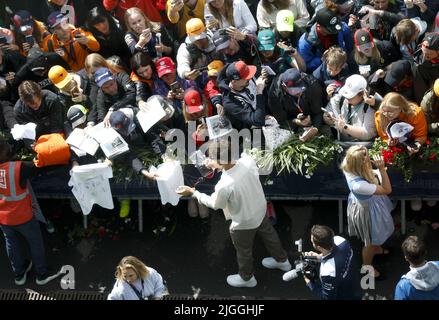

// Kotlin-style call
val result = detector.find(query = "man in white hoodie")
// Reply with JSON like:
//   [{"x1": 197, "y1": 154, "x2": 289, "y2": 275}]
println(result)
[{"x1": 394, "y1": 236, "x2": 439, "y2": 300}]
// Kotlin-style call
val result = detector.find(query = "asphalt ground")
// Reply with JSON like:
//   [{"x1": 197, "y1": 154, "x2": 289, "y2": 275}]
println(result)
[{"x1": 0, "y1": 199, "x2": 438, "y2": 300}]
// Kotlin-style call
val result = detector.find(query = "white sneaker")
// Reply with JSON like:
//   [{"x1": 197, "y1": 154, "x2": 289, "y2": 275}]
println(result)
[
  {"x1": 262, "y1": 257, "x2": 292, "y2": 271},
  {"x1": 426, "y1": 200, "x2": 437, "y2": 207},
  {"x1": 226, "y1": 274, "x2": 257, "y2": 288},
  {"x1": 410, "y1": 199, "x2": 422, "y2": 211}
]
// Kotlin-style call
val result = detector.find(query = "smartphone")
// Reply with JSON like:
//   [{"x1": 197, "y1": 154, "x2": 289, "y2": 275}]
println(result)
[
  {"x1": 25, "y1": 35, "x2": 34, "y2": 46},
  {"x1": 194, "y1": 66, "x2": 208, "y2": 72},
  {"x1": 73, "y1": 30, "x2": 81, "y2": 39},
  {"x1": 0, "y1": 36, "x2": 7, "y2": 45},
  {"x1": 142, "y1": 28, "x2": 151, "y2": 34},
  {"x1": 170, "y1": 81, "x2": 182, "y2": 93}
]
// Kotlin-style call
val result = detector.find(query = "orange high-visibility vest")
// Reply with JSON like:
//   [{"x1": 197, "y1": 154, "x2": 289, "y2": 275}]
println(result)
[{"x1": 0, "y1": 161, "x2": 33, "y2": 226}]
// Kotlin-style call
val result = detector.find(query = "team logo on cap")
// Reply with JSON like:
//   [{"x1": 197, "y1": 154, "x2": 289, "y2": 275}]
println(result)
[
  {"x1": 284, "y1": 17, "x2": 290, "y2": 23},
  {"x1": 160, "y1": 61, "x2": 165, "y2": 66},
  {"x1": 330, "y1": 17, "x2": 337, "y2": 25},
  {"x1": 361, "y1": 36, "x2": 366, "y2": 41},
  {"x1": 191, "y1": 99, "x2": 196, "y2": 104}
]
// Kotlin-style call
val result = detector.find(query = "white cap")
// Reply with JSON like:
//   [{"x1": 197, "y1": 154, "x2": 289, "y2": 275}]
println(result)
[
  {"x1": 386, "y1": 121, "x2": 414, "y2": 142},
  {"x1": 339, "y1": 74, "x2": 367, "y2": 99}
]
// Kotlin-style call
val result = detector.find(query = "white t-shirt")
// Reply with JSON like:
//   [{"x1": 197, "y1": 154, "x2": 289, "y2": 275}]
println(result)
[{"x1": 344, "y1": 172, "x2": 377, "y2": 195}]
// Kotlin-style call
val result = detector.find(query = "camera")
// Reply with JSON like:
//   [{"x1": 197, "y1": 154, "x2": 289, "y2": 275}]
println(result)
[{"x1": 283, "y1": 239, "x2": 321, "y2": 282}]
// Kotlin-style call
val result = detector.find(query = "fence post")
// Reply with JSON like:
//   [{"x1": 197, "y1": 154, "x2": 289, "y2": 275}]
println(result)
[
  {"x1": 401, "y1": 200, "x2": 406, "y2": 235},
  {"x1": 138, "y1": 200, "x2": 143, "y2": 232},
  {"x1": 338, "y1": 200, "x2": 343, "y2": 234}
]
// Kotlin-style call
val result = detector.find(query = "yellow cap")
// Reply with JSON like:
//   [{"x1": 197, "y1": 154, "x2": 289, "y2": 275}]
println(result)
[
  {"x1": 434, "y1": 79, "x2": 439, "y2": 97},
  {"x1": 48, "y1": 65, "x2": 72, "y2": 89},
  {"x1": 186, "y1": 18, "x2": 206, "y2": 41},
  {"x1": 207, "y1": 60, "x2": 224, "y2": 77}
]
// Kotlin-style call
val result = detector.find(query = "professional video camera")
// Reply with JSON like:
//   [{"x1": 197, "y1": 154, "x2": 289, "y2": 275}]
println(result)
[{"x1": 282, "y1": 239, "x2": 321, "y2": 282}]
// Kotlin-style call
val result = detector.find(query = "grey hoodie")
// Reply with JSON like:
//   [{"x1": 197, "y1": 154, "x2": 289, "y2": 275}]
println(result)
[{"x1": 403, "y1": 261, "x2": 439, "y2": 291}]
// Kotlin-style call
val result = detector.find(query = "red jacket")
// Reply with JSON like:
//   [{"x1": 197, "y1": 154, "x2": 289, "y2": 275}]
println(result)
[
  {"x1": 103, "y1": 0, "x2": 169, "y2": 24},
  {"x1": 0, "y1": 161, "x2": 33, "y2": 226}
]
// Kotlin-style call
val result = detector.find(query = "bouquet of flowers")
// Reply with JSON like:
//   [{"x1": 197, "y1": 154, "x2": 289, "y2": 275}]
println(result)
[
  {"x1": 250, "y1": 134, "x2": 343, "y2": 178},
  {"x1": 369, "y1": 138, "x2": 415, "y2": 182},
  {"x1": 370, "y1": 137, "x2": 439, "y2": 182}
]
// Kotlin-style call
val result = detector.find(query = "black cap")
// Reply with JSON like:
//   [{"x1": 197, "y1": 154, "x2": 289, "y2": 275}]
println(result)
[
  {"x1": 212, "y1": 29, "x2": 231, "y2": 52},
  {"x1": 67, "y1": 105, "x2": 87, "y2": 129},
  {"x1": 384, "y1": 60, "x2": 412, "y2": 87},
  {"x1": 315, "y1": 8, "x2": 342, "y2": 34},
  {"x1": 27, "y1": 47, "x2": 47, "y2": 73},
  {"x1": 13, "y1": 10, "x2": 33, "y2": 28},
  {"x1": 109, "y1": 110, "x2": 136, "y2": 136},
  {"x1": 423, "y1": 32, "x2": 439, "y2": 50},
  {"x1": 354, "y1": 29, "x2": 374, "y2": 51},
  {"x1": 279, "y1": 68, "x2": 307, "y2": 96}
]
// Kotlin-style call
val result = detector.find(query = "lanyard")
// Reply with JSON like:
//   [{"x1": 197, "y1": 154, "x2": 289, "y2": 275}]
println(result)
[
  {"x1": 293, "y1": 95, "x2": 303, "y2": 113},
  {"x1": 345, "y1": 104, "x2": 362, "y2": 125},
  {"x1": 127, "y1": 280, "x2": 144, "y2": 300}
]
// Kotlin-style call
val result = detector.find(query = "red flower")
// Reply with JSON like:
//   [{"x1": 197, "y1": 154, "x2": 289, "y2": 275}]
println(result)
[
  {"x1": 426, "y1": 139, "x2": 431, "y2": 146},
  {"x1": 382, "y1": 149, "x2": 394, "y2": 164},
  {"x1": 429, "y1": 153, "x2": 436, "y2": 161},
  {"x1": 98, "y1": 226, "x2": 107, "y2": 238}
]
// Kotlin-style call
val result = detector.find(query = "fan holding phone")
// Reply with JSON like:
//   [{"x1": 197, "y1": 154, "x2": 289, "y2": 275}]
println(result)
[
  {"x1": 12, "y1": 10, "x2": 50, "y2": 55},
  {"x1": 124, "y1": 7, "x2": 173, "y2": 57},
  {"x1": 323, "y1": 75, "x2": 378, "y2": 145}
]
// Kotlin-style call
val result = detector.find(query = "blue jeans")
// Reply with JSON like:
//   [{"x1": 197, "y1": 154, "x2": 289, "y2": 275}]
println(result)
[{"x1": 0, "y1": 217, "x2": 47, "y2": 276}]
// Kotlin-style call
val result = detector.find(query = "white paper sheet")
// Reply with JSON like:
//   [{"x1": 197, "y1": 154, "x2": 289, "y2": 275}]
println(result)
[
  {"x1": 68, "y1": 163, "x2": 114, "y2": 215},
  {"x1": 87, "y1": 123, "x2": 129, "y2": 159},
  {"x1": 149, "y1": 160, "x2": 184, "y2": 206},
  {"x1": 11, "y1": 123, "x2": 37, "y2": 141},
  {"x1": 136, "y1": 98, "x2": 166, "y2": 133},
  {"x1": 66, "y1": 128, "x2": 100, "y2": 156},
  {"x1": 206, "y1": 115, "x2": 233, "y2": 140}
]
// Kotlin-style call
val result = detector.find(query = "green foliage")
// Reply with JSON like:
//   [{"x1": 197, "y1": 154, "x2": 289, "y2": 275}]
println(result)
[
  {"x1": 112, "y1": 146, "x2": 162, "y2": 187},
  {"x1": 250, "y1": 135, "x2": 343, "y2": 178}
]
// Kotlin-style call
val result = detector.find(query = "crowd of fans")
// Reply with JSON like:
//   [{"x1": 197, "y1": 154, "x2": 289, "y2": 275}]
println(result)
[{"x1": 0, "y1": 0, "x2": 438, "y2": 300}]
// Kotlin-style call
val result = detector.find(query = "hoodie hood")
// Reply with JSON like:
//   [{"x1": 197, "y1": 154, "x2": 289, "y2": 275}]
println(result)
[
  {"x1": 403, "y1": 261, "x2": 439, "y2": 291},
  {"x1": 216, "y1": 64, "x2": 232, "y2": 94},
  {"x1": 305, "y1": 24, "x2": 320, "y2": 47}
]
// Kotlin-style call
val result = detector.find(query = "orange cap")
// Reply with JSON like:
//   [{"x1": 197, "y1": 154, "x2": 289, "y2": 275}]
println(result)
[
  {"x1": 48, "y1": 65, "x2": 72, "y2": 89},
  {"x1": 186, "y1": 18, "x2": 206, "y2": 41},
  {"x1": 207, "y1": 60, "x2": 224, "y2": 77},
  {"x1": 434, "y1": 78, "x2": 439, "y2": 97}
]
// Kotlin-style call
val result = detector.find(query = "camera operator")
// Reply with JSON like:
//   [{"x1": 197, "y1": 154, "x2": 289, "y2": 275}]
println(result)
[{"x1": 300, "y1": 225, "x2": 362, "y2": 300}]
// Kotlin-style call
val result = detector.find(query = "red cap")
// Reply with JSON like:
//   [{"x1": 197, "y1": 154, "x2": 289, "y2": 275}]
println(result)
[
  {"x1": 226, "y1": 60, "x2": 257, "y2": 80},
  {"x1": 184, "y1": 89, "x2": 204, "y2": 114},
  {"x1": 155, "y1": 57, "x2": 175, "y2": 78}
]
